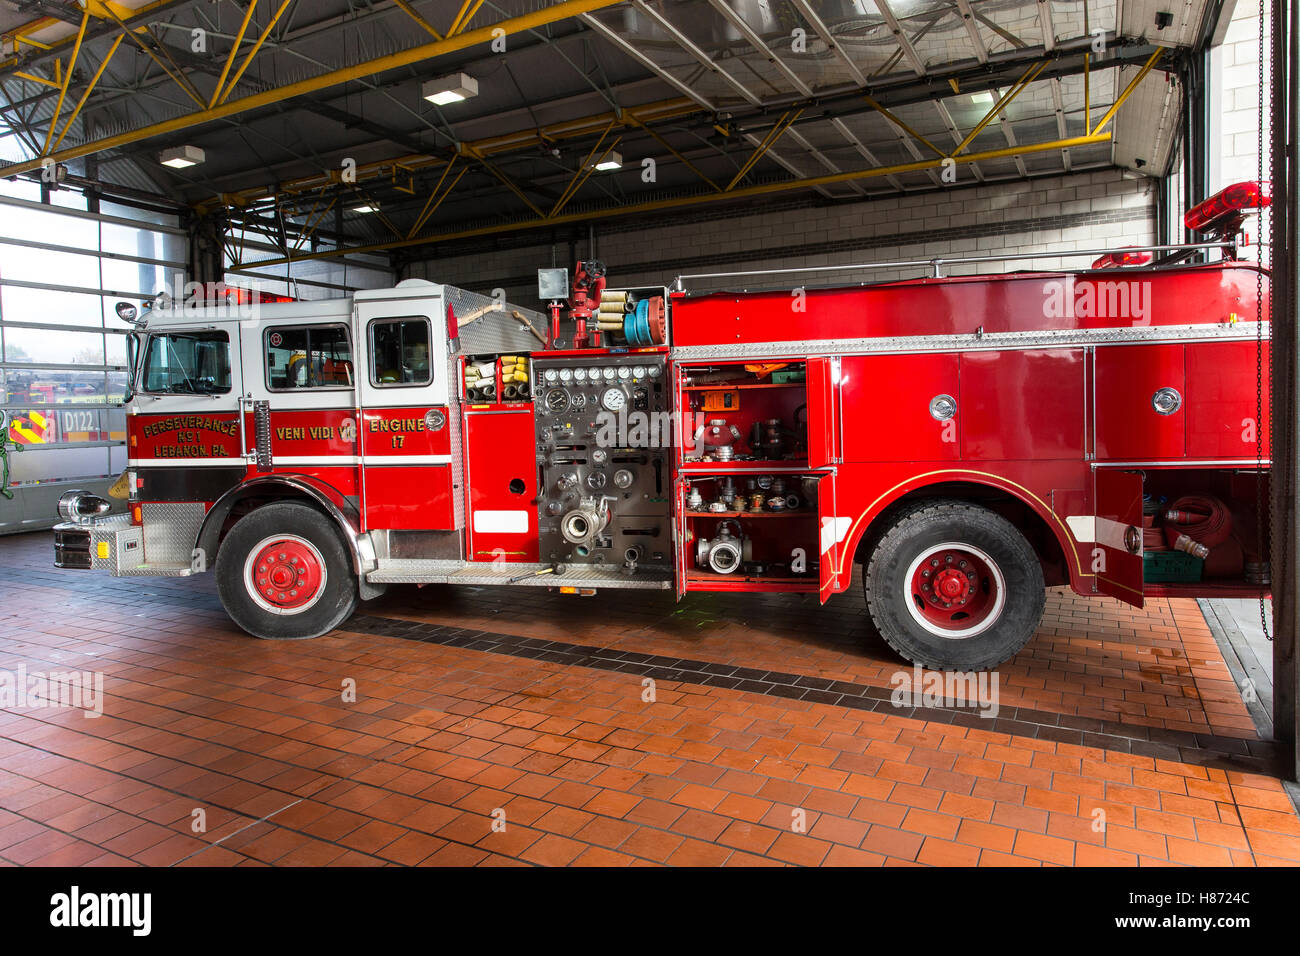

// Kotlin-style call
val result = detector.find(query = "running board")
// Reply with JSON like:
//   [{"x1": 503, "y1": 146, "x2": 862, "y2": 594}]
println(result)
[{"x1": 366, "y1": 559, "x2": 674, "y2": 589}]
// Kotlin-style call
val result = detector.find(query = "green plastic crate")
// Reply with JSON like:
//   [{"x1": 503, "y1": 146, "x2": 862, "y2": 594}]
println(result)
[
  {"x1": 1143, "y1": 550, "x2": 1203, "y2": 583},
  {"x1": 770, "y1": 369, "x2": 806, "y2": 384}
]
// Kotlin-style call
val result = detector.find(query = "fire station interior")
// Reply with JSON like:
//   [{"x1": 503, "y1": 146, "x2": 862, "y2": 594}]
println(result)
[{"x1": 1, "y1": 0, "x2": 1300, "y2": 892}]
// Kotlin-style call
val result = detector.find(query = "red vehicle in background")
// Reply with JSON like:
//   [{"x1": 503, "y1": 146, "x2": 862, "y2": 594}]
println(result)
[{"x1": 53, "y1": 183, "x2": 1272, "y2": 671}]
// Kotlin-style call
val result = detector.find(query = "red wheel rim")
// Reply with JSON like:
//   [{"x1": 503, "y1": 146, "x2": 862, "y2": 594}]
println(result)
[
  {"x1": 906, "y1": 543, "x2": 1005, "y2": 638},
  {"x1": 246, "y1": 536, "x2": 325, "y2": 613}
]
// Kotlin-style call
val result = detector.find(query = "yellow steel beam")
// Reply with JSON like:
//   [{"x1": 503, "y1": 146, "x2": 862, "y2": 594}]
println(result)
[
  {"x1": 448, "y1": 0, "x2": 487, "y2": 37},
  {"x1": 217, "y1": 0, "x2": 297, "y2": 106},
  {"x1": 208, "y1": 0, "x2": 260, "y2": 108},
  {"x1": 550, "y1": 137, "x2": 621, "y2": 219},
  {"x1": 41, "y1": 11, "x2": 90, "y2": 156},
  {"x1": 51, "y1": 34, "x2": 126, "y2": 153},
  {"x1": 951, "y1": 60, "x2": 1046, "y2": 156},
  {"x1": 407, "y1": 159, "x2": 466, "y2": 238},
  {"x1": 13, "y1": 70, "x2": 60, "y2": 88},
  {"x1": 463, "y1": 146, "x2": 545, "y2": 218},
  {"x1": 103, "y1": 4, "x2": 206, "y2": 109},
  {"x1": 202, "y1": 96, "x2": 698, "y2": 211},
  {"x1": 236, "y1": 131, "x2": 1114, "y2": 268},
  {"x1": 391, "y1": 0, "x2": 442, "y2": 39},
  {"x1": 1, "y1": 0, "x2": 187, "y2": 75},
  {"x1": 1091, "y1": 48, "x2": 1164, "y2": 135},
  {"x1": 862, "y1": 95, "x2": 945, "y2": 157},
  {"x1": 0, "y1": 0, "x2": 628, "y2": 179},
  {"x1": 1084, "y1": 52, "x2": 1091, "y2": 134},
  {"x1": 627, "y1": 114, "x2": 721, "y2": 192},
  {"x1": 548, "y1": 122, "x2": 615, "y2": 216},
  {"x1": 726, "y1": 109, "x2": 802, "y2": 191}
]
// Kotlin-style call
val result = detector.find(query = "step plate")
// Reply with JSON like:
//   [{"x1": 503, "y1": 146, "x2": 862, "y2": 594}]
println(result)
[{"x1": 367, "y1": 559, "x2": 673, "y2": 589}]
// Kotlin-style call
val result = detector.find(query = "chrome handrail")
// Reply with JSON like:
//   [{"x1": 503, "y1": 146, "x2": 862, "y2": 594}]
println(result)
[{"x1": 670, "y1": 241, "x2": 1241, "y2": 292}]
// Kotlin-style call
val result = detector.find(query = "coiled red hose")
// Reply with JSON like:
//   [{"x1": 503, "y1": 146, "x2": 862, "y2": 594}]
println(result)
[{"x1": 1162, "y1": 495, "x2": 1232, "y2": 550}]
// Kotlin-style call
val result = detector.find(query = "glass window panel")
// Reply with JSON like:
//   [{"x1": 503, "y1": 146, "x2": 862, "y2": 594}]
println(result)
[
  {"x1": 105, "y1": 332, "x2": 128, "y2": 367},
  {"x1": 370, "y1": 318, "x2": 432, "y2": 386},
  {"x1": 1, "y1": 285, "x2": 104, "y2": 327},
  {"x1": 141, "y1": 330, "x2": 231, "y2": 395},
  {"x1": 105, "y1": 408, "x2": 126, "y2": 442},
  {"x1": 109, "y1": 444, "x2": 126, "y2": 475},
  {"x1": 0, "y1": 204, "x2": 98, "y2": 249},
  {"x1": 265, "y1": 325, "x2": 352, "y2": 389},
  {"x1": 100, "y1": 222, "x2": 186, "y2": 263},
  {"x1": 0, "y1": 242, "x2": 101, "y2": 288},
  {"x1": 107, "y1": 371, "x2": 127, "y2": 404},
  {"x1": 101, "y1": 258, "x2": 174, "y2": 296},
  {"x1": 99, "y1": 201, "x2": 181, "y2": 230},
  {"x1": 0, "y1": 175, "x2": 41, "y2": 200},
  {"x1": 4, "y1": 326, "x2": 104, "y2": 364},
  {"x1": 9, "y1": 445, "x2": 110, "y2": 484},
  {"x1": 3, "y1": 368, "x2": 107, "y2": 404}
]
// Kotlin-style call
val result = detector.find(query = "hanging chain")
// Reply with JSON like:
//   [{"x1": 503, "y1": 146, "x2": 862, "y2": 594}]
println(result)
[{"x1": 1256, "y1": 0, "x2": 1273, "y2": 640}]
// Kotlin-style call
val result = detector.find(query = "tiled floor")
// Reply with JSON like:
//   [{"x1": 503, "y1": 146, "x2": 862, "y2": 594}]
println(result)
[{"x1": 1, "y1": 530, "x2": 1297, "y2": 867}]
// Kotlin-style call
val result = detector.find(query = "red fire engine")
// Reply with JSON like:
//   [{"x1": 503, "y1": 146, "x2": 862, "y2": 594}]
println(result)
[{"x1": 53, "y1": 183, "x2": 1273, "y2": 670}]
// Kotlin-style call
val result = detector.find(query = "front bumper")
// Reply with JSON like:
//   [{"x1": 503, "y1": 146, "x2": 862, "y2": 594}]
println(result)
[{"x1": 53, "y1": 515, "x2": 193, "y2": 577}]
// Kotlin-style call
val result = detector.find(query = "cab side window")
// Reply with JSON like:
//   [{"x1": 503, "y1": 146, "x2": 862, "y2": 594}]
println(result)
[
  {"x1": 370, "y1": 317, "x2": 432, "y2": 387},
  {"x1": 265, "y1": 325, "x2": 353, "y2": 390}
]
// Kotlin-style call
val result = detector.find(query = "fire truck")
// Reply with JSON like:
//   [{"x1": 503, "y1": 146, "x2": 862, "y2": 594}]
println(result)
[{"x1": 53, "y1": 183, "x2": 1273, "y2": 671}]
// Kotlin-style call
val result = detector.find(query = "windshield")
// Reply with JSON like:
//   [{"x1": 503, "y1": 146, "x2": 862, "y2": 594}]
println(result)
[{"x1": 141, "y1": 330, "x2": 232, "y2": 395}]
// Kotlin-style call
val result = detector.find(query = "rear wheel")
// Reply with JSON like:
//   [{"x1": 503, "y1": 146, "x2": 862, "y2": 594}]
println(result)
[
  {"x1": 863, "y1": 500, "x2": 1045, "y2": 670},
  {"x1": 216, "y1": 502, "x2": 358, "y2": 640}
]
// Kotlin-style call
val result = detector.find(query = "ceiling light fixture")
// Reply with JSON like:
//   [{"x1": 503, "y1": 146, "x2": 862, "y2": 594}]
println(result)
[
  {"x1": 592, "y1": 151, "x2": 623, "y2": 171},
  {"x1": 422, "y1": 73, "x2": 479, "y2": 106},
  {"x1": 160, "y1": 145, "x2": 205, "y2": 168},
  {"x1": 350, "y1": 204, "x2": 379, "y2": 214}
]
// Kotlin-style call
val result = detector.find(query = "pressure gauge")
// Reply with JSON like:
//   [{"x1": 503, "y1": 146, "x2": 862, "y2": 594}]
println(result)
[
  {"x1": 648, "y1": 366, "x2": 662, "y2": 378},
  {"x1": 569, "y1": 392, "x2": 587, "y2": 409},
  {"x1": 574, "y1": 367, "x2": 587, "y2": 382},
  {"x1": 546, "y1": 389, "x2": 570, "y2": 413},
  {"x1": 632, "y1": 366, "x2": 646, "y2": 379},
  {"x1": 617, "y1": 366, "x2": 631, "y2": 380},
  {"x1": 602, "y1": 367, "x2": 615, "y2": 380},
  {"x1": 559, "y1": 367, "x2": 573, "y2": 383},
  {"x1": 601, "y1": 387, "x2": 626, "y2": 412},
  {"x1": 544, "y1": 368, "x2": 559, "y2": 383}
]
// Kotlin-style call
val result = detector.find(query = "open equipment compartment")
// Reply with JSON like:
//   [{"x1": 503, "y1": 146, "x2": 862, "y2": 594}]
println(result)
[{"x1": 676, "y1": 359, "x2": 810, "y2": 469}]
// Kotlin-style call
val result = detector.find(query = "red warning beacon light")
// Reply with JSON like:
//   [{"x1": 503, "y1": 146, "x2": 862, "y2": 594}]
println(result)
[
  {"x1": 1184, "y1": 181, "x2": 1272, "y2": 235},
  {"x1": 1091, "y1": 247, "x2": 1153, "y2": 269}
]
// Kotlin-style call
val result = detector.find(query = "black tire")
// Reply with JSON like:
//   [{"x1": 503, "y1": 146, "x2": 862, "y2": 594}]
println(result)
[
  {"x1": 216, "y1": 502, "x2": 358, "y2": 640},
  {"x1": 862, "y1": 499, "x2": 1045, "y2": 671}
]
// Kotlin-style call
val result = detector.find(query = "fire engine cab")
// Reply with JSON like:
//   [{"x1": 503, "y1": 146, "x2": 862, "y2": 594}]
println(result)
[{"x1": 53, "y1": 183, "x2": 1273, "y2": 671}]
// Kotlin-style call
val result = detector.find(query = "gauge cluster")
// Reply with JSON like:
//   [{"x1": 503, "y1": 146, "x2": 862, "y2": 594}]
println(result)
[{"x1": 530, "y1": 353, "x2": 671, "y2": 570}]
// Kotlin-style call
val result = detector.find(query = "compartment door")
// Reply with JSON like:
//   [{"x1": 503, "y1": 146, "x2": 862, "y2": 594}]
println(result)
[
  {"x1": 1093, "y1": 468, "x2": 1145, "y2": 607},
  {"x1": 806, "y1": 356, "x2": 842, "y2": 467},
  {"x1": 1094, "y1": 344, "x2": 1185, "y2": 460},
  {"x1": 817, "y1": 471, "x2": 845, "y2": 604},
  {"x1": 674, "y1": 475, "x2": 689, "y2": 599}
]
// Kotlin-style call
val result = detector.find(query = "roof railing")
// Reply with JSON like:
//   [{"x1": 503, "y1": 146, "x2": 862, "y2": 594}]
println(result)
[{"x1": 669, "y1": 240, "x2": 1240, "y2": 292}]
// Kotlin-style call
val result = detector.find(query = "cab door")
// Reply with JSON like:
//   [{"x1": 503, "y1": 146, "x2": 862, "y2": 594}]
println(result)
[{"x1": 354, "y1": 293, "x2": 458, "y2": 531}]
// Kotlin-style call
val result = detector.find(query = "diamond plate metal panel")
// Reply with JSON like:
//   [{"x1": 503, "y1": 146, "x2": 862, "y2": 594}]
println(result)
[
  {"x1": 445, "y1": 285, "x2": 546, "y2": 355},
  {"x1": 142, "y1": 502, "x2": 206, "y2": 566}
]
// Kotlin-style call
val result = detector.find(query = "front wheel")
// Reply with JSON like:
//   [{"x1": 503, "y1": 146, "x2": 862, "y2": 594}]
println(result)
[
  {"x1": 216, "y1": 502, "x2": 358, "y2": 640},
  {"x1": 863, "y1": 500, "x2": 1045, "y2": 670}
]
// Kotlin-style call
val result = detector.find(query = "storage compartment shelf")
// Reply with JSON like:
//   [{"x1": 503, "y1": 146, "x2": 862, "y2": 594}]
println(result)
[{"x1": 678, "y1": 359, "x2": 808, "y2": 468}]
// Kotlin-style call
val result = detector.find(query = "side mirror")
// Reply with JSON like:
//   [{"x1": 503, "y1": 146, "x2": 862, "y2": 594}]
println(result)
[{"x1": 115, "y1": 301, "x2": 139, "y2": 324}]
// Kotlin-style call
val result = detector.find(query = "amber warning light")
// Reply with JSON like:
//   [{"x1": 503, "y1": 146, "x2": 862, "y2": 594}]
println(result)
[{"x1": 1184, "y1": 181, "x2": 1272, "y2": 234}]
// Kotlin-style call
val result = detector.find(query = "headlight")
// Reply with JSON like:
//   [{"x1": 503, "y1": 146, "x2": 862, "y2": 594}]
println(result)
[{"x1": 57, "y1": 491, "x2": 112, "y2": 523}]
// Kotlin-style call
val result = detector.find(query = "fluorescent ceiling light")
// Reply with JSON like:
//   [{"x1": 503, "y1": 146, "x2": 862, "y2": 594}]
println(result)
[
  {"x1": 350, "y1": 204, "x2": 378, "y2": 214},
  {"x1": 423, "y1": 73, "x2": 478, "y2": 106},
  {"x1": 592, "y1": 150, "x2": 623, "y2": 171},
  {"x1": 160, "y1": 145, "x2": 205, "y2": 168},
  {"x1": 970, "y1": 91, "x2": 994, "y2": 106}
]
